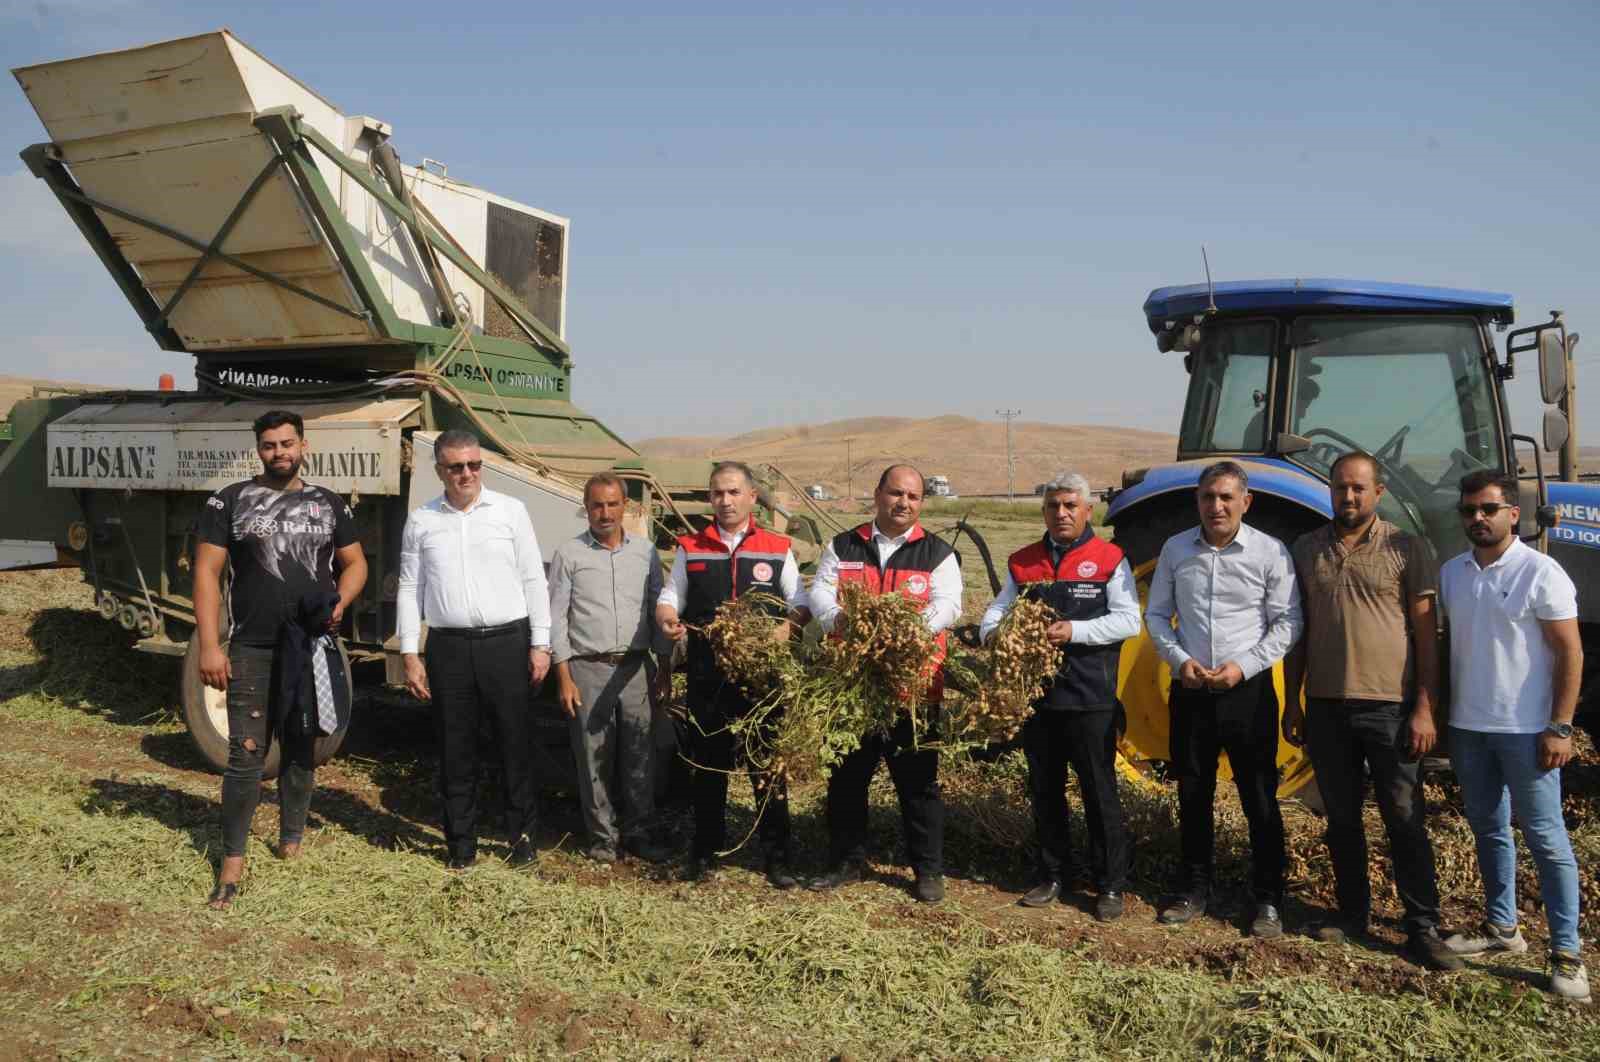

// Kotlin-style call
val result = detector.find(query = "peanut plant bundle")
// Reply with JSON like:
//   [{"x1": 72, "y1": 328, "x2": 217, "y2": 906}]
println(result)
[
  {"x1": 707, "y1": 583, "x2": 938, "y2": 784},
  {"x1": 701, "y1": 591, "x2": 796, "y2": 699},
  {"x1": 941, "y1": 596, "x2": 1059, "y2": 752}
]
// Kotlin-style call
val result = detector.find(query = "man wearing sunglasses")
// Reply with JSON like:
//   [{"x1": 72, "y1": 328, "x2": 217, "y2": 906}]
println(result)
[
  {"x1": 1438, "y1": 471, "x2": 1587, "y2": 1002},
  {"x1": 397, "y1": 430, "x2": 553, "y2": 869}
]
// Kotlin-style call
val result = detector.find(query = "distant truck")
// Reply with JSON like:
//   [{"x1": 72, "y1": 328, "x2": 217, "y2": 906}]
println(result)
[
  {"x1": 927, "y1": 474, "x2": 954, "y2": 497},
  {"x1": 805, "y1": 483, "x2": 833, "y2": 501}
]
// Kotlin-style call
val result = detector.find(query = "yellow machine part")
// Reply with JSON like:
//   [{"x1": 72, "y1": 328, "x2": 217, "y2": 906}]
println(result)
[{"x1": 1114, "y1": 560, "x2": 1316, "y2": 799}]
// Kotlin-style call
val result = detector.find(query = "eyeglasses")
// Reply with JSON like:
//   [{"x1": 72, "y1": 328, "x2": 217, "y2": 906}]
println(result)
[
  {"x1": 1457, "y1": 502, "x2": 1512, "y2": 518},
  {"x1": 440, "y1": 460, "x2": 483, "y2": 474}
]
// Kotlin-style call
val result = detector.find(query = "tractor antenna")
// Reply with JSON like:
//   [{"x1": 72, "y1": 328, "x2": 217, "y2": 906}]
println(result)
[{"x1": 1201, "y1": 245, "x2": 1218, "y2": 314}]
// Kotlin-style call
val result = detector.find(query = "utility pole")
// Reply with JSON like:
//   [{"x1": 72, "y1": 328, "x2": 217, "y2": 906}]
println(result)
[
  {"x1": 996, "y1": 408, "x2": 1020, "y2": 501},
  {"x1": 844, "y1": 437, "x2": 853, "y2": 502}
]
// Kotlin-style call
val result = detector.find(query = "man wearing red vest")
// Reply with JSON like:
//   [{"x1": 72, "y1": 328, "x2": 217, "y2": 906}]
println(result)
[
  {"x1": 980, "y1": 471, "x2": 1141, "y2": 921},
  {"x1": 657, "y1": 461, "x2": 809, "y2": 887},
  {"x1": 808, "y1": 465, "x2": 963, "y2": 903}
]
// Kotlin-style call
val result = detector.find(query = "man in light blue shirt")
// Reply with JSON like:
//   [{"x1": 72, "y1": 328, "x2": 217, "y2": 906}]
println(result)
[{"x1": 1144, "y1": 461, "x2": 1303, "y2": 938}]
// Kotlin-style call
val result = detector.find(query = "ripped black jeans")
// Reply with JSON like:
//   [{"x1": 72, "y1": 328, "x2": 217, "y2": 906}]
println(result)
[{"x1": 220, "y1": 644, "x2": 316, "y2": 858}]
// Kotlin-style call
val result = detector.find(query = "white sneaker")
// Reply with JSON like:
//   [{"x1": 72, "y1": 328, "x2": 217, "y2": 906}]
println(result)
[
  {"x1": 1444, "y1": 921, "x2": 1528, "y2": 955},
  {"x1": 1550, "y1": 951, "x2": 1592, "y2": 1004}
]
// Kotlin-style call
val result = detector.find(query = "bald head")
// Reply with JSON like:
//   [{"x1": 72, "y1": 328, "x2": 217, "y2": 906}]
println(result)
[{"x1": 873, "y1": 464, "x2": 925, "y2": 537}]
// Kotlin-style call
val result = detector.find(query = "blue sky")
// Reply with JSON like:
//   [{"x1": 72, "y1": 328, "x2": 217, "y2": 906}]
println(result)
[{"x1": 3, "y1": 1, "x2": 1596, "y2": 446}]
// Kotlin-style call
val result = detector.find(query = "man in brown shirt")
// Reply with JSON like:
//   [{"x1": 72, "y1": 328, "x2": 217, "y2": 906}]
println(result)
[{"x1": 1283, "y1": 451, "x2": 1460, "y2": 971}]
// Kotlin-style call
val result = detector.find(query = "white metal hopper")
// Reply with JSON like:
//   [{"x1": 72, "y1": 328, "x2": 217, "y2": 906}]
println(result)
[{"x1": 12, "y1": 30, "x2": 568, "y2": 354}]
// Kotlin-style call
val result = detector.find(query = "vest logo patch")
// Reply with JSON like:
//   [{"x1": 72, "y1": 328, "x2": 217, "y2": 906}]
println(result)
[
  {"x1": 1076, "y1": 560, "x2": 1098, "y2": 578},
  {"x1": 905, "y1": 574, "x2": 929, "y2": 595},
  {"x1": 687, "y1": 562, "x2": 707, "y2": 572},
  {"x1": 838, "y1": 561, "x2": 865, "y2": 572},
  {"x1": 752, "y1": 561, "x2": 774, "y2": 582}
]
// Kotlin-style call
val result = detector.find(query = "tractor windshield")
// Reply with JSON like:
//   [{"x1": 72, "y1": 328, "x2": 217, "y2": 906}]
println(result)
[{"x1": 1286, "y1": 315, "x2": 1502, "y2": 557}]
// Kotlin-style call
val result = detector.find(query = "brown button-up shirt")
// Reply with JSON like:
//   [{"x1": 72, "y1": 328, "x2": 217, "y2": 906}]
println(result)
[{"x1": 1291, "y1": 517, "x2": 1437, "y2": 703}]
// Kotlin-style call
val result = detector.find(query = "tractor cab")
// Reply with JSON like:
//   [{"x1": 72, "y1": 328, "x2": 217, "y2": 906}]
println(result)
[{"x1": 1126, "y1": 279, "x2": 1570, "y2": 566}]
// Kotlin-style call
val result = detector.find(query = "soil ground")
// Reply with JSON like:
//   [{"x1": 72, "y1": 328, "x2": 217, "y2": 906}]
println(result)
[{"x1": 3, "y1": 560, "x2": 1599, "y2": 1059}]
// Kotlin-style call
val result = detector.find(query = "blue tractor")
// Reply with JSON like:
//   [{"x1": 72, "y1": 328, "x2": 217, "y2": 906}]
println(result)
[{"x1": 1105, "y1": 279, "x2": 1597, "y2": 796}]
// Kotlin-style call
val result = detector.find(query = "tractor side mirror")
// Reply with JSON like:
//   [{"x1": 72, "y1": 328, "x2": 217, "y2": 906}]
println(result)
[
  {"x1": 1543, "y1": 407, "x2": 1570, "y2": 452},
  {"x1": 1538, "y1": 330, "x2": 1569, "y2": 404}
]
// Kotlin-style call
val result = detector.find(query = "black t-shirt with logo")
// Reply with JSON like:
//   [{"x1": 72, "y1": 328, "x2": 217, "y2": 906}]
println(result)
[{"x1": 196, "y1": 480, "x2": 358, "y2": 646}]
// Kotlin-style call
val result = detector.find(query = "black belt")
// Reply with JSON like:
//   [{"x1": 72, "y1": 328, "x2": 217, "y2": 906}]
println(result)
[
  {"x1": 429, "y1": 618, "x2": 529, "y2": 639},
  {"x1": 574, "y1": 649, "x2": 646, "y2": 665}
]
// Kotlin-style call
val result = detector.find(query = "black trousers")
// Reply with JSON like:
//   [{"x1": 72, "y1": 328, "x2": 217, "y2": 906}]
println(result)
[
  {"x1": 425, "y1": 623, "x2": 536, "y2": 859},
  {"x1": 1022, "y1": 707, "x2": 1129, "y2": 892},
  {"x1": 1169, "y1": 672, "x2": 1285, "y2": 903},
  {"x1": 825, "y1": 709, "x2": 943, "y2": 876},
  {"x1": 1306, "y1": 698, "x2": 1441, "y2": 935},
  {"x1": 688, "y1": 682, "x2": 790, "y2": 859},
  {"x1": 220, "y1": 644, "x2": 316, "y2": 858}
]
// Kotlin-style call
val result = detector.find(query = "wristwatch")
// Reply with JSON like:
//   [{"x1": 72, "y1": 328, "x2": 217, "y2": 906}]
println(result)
[{"x1": 1545, "y1": 721, "x2": 1574, "y2": 739}]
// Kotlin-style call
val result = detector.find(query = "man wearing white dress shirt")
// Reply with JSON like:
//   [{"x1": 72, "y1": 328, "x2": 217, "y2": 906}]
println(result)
[
  {"x1": 808, "y1": 464, "x2": 963, "y2": 904},
  {"x1": 656, "y1": 461, "x2": 810, "y2": 887},
  {"x1": 1144, "y1": 461, "x2": 1303, "y2": 937},
  {"x1": 397, "y1": 430, "x2": 552, "y2": 870}
]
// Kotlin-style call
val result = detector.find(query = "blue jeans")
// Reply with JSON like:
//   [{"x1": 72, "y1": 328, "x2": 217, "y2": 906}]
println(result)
[{"x1": 1449, "y1": 726, "x2": 1581, "y2": 954}]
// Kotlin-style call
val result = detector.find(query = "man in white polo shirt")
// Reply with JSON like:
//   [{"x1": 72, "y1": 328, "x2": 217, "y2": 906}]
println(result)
[{"x1": 1439, "y1": 470, "x2": 1587, "y2": 1003}]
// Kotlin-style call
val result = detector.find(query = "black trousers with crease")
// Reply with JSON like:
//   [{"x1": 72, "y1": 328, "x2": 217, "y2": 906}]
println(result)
[
  {"x1": 1168, "y1": 671, "x2": 1285, "y2": 904},
  {"x1": 1022, "y1": 706, "x2": 1130, "y2": 892},
  {"x1": 825, "y1": 709, "x2": 943, "y2": 876},
  {"x1": 425, "y1": 623, "x2": 537, "y2": 859}
]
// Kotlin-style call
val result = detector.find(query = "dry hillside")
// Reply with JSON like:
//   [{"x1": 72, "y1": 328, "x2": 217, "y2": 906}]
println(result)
[
  {"x1": 0, "y1": 375, "x2": 105, "y2": 417},
  {"x1": 640, "y1": 414, "x2": 1178, "y2": 496}
]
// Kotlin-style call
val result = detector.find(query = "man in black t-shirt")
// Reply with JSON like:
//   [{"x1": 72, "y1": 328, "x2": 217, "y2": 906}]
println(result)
[{"x1": 193, "y1": 409, "x2": 367, "y2": 909}]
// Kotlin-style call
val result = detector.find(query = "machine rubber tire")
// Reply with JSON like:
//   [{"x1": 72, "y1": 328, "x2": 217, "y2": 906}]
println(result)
[
  {"x1": 1110, "y1": 497, "x2": 1324, "y2": 801},
  {"x1": 181, "y1": 637, "x2": 352, "y2": 779}
]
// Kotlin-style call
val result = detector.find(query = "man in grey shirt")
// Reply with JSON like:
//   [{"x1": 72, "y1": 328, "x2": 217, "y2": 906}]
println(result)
[
  {"x1": 549, "y1": 472, "x2": 672, "y2": 863},
  {"x1": 1145, "y1": 461, "x2": 1303, "y2": 938}
]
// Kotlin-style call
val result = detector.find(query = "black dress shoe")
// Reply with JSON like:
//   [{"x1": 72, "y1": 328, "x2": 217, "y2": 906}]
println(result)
[
  {"x1": 1406, "y1": 928, "x2": 1466, "y2": 972},
  {"x1": 1094, "y1": 891, "x2": 1125, "y2": 922},
  {"x1": 1158, "y1": 891, "x2": 1206, "y2": 925},
  {"x1": 623, "y1": 837, "x2": 671, "y2": 864},
  {"x1": 913, "y1": 873, "x2": 946, "y2": 904},
  {"x1": 808, "y1": 861, "x2": 864, "y2": 891},
  {"x1": 507, "y1": 836, "x2": 537, "y2": 869},
  {"x1": 684, "y1": 854, "x2": 720, "y2": 882},
  {"x1": 1019, "y1": 881, "x2": 1061, "y2": 908},
  {"x1": 765, "y1": 855, "x2": 800, "y2": 890},
  {"x1": 1250, "y1": 903, "x2": 1283, "y2": 939}
]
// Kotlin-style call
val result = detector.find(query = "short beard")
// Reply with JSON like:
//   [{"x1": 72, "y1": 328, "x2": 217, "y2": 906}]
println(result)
[
  {"x1": 1467, "y1": 524, "x2": 1507, "y2": 548},
  {"x1": 1334, "y1": 509, "x2": 1369, "y2": 529},
  {"x1": 261, "y1": 457, "x2": 302, "y2": 485}
]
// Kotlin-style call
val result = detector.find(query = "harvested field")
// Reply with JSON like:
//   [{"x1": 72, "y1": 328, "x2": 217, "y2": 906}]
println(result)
[{"x1": 2, "y1": 565, "x2": 1599, "y2": 1059}]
